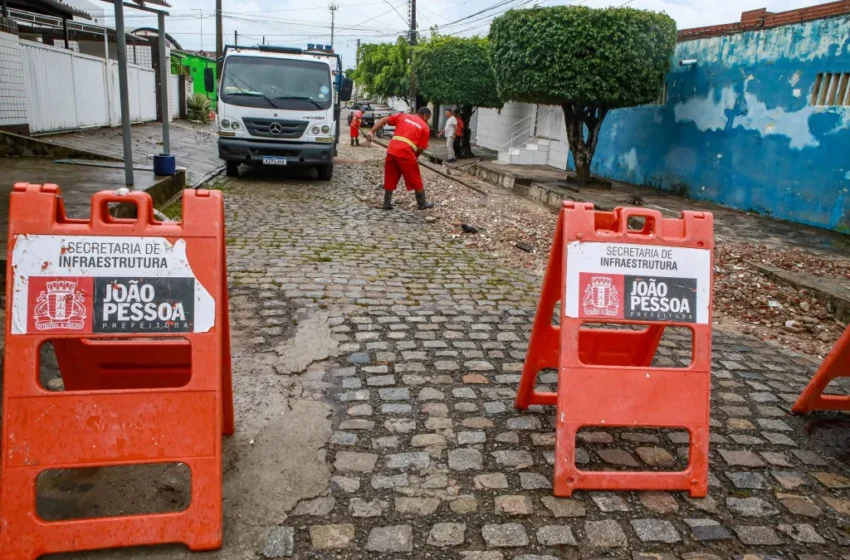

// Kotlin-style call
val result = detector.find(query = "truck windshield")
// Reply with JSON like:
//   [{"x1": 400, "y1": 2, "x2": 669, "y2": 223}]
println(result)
[{"x1": 220, "y1": 55, "x2": 332, "y2": 111}]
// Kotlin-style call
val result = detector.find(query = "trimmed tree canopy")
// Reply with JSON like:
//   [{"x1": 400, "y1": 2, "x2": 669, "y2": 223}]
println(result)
[
  {"x1": 413, "y1": 36, "x2": 503, "y2": 158},
  {"x1": 413, "y1": 36, "x2": 503, "y2": 109},
  {"x1": 489, "y1": 6, "x2": 676, "y2": 182},
  {"x1": 352, "y1": 38, "x2": 412, "y2": 104}
]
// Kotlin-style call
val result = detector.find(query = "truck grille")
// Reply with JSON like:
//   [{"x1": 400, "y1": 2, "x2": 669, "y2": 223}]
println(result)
[{"x1": 243, "y1": 118, "x2": 308, "y2": 139}]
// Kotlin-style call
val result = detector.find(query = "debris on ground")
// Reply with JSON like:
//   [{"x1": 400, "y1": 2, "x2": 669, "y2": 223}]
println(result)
[
  {"x1": 714, "y1": 241, "x2": 849, "y2": 357},
  {"x1": 356, "y1": 144, "x2": 849, "y2": 357}
]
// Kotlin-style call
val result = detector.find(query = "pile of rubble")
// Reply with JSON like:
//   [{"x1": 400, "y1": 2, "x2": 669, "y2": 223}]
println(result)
[
  {"x1": 356, "y1": 149, "x2": 848, "y2": 357},
  {"x1": 424, "y1": 170, "x2": 849, "y2": 357},
  {"x1": 714, "y1": 242, "x2": 849, "y2": 357}
]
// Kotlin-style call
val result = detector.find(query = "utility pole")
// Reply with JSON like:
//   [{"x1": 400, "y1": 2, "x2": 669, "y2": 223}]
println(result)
[
  {"x1": 407, "y1": 0, "x2": 417, "y2": 112},
  {"x1": 329, "y1": 2, "x2": 338, "y2": 46},
  {"x1": 216, "y1": 0, "x2": 223, "y2": 74},
  {"x1": 356, "y1": 38, "x2": 360, "y2": 65}
]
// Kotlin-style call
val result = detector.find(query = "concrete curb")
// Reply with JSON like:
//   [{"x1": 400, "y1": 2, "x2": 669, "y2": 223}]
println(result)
[
  {"x1": 749, "y1": 261, "x2": 850, "y2": 324},
  {"x1": 0, "y1": 130, "x2": 122, "y2": 161}
]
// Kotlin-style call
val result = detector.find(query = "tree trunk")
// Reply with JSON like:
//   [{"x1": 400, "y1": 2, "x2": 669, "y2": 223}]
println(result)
[
  {"x1": 460, "y1": 104, "x2": 474, "y2": 158},
  {"x1": 561, "y1": 103, "x2": 608, "y2": 186}
]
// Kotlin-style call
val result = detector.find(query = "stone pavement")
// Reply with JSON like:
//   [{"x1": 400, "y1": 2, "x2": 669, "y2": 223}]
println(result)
[
  {"x1": 24, "y1": 140, "x2": 850, "y2": 559},
  {"x1": 218, "y1": 143, "x2": 850, "y2": 559}
]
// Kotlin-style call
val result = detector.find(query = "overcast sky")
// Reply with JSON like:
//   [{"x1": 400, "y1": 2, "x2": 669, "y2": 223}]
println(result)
[{"x1": 93, "y1": 0, "x2": 821, "y2": 69}]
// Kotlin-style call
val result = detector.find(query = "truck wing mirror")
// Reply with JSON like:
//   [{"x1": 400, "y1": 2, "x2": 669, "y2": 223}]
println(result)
[
  {"x1": 339, "y1": 77, "x2": 353, "y2": 102},
  {"x1": 204, "y1": 68, "x2": 215, "y2": 93}
]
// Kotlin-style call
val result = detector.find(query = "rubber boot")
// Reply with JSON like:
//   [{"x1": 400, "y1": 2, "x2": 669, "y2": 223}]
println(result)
[
  {"x1": 415, "y1": 190, "x2": 434, "y2": 210},
  {"x1": 350, "y1": 138, "x2": 355, "y2": 147},
  {"x1": 382, "y1": 190, "x2": 394, "y2": 210},
  {"x1": 355, "y1": 137, "x2": 360, "y2": 146}
]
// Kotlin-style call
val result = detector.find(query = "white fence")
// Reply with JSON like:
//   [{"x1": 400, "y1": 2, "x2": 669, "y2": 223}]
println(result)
[
  {"x1": 21, "y1": 40, "x2": 157, "y2": 134},
  {"x1": 170, "y1": 74, "x2": 180, "y2": 120}
]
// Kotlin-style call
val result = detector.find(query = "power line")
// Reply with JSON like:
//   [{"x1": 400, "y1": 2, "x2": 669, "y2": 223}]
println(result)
[
  {"x1": 434, "y1": 0, "x2": 525, "y2": 30},
  {"x1": 349, "y1": 3, "x2": 406, "y2": 30},
  {"x1": 380, "y1": 0, "x2": 410, "y2": 25},
  {"x1": 439, "y1": 0, "x2": 537, "y2": 36}
]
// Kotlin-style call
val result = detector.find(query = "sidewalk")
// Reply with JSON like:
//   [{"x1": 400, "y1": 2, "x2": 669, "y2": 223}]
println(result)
[
  {"x1": 423, "y1": 142, "x2": 498, "y2": 167},
  {"x1": 469, "y1": 161, "x2": 850, "y2": 256},
  {"x1": 40, "y1": 121, "x2": 222, "y2": 186}
]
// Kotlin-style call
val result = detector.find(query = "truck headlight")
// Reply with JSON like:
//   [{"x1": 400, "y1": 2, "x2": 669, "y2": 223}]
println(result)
[
  {"x1": 231, "y1": 121, "x2": 240, "y2": 130},
  {"x1": 311, "y1": 126, "x2": 320, "y2": 135},
  {"x1": 220, "y1": 119, "x2": 231, "y2": 129},
  {"x1": 321, "y1": 125, "x2": 330, "y2": 134}
]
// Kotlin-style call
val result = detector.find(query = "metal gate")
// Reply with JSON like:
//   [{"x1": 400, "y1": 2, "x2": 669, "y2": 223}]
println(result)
[{"x1": 21, "y1": 40, "x2": 157, "y2": 134}]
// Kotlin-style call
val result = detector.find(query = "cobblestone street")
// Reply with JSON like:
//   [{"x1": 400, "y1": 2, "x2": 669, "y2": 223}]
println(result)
[
  {"x1": 207, "y1": 140, "x2": 850, "y2": 560},
  {"x1": 38, "y1": 141, "x2": 850, "y2": 560}
]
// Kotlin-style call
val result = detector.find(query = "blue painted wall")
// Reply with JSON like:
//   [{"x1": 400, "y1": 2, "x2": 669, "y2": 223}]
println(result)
[{"x1": 588, "y1": 16, "x2": 850, "y2": 233}]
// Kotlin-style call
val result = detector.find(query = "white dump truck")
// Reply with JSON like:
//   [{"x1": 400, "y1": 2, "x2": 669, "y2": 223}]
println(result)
[{"x1": 212, "y1": 44, "x2": 353, "y2": 180}]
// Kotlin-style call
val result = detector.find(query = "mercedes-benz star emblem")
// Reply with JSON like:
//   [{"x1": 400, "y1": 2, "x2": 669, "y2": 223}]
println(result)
[{"x1": 269, "y1": 122, "x2": 283, "y2": 136}]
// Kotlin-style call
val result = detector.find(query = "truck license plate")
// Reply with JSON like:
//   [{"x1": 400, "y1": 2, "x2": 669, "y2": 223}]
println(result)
[{"x1": 263, "y1": 156, "x2": 287, "y2": 166}]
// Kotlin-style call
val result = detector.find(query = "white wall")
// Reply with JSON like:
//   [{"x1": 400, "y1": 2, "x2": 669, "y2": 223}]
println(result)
[
  {"x1": 472, "y1": 102, "x2": 535, "y2": 152},
  {"x1": 534, "y1": 104, "x2": 570, "y2": 169},
  {"x1": 385, "y1": 97, "x2": 409, "y2": 112},
  {"x1": 107, "y1": 60, "x2": 156, "y2": 125},
  {"x1": 0, "y1": 31, "x2": 30, "y2": 129},
  {"x1": 472, "y1": 101, "x2": 570, "y2": 170},
  {"x1": 20, "y1": 40, "x2": 156, "y2": 134},
  {"x1": 169, "y1": 74, "x2": 180, "y2": 120}
]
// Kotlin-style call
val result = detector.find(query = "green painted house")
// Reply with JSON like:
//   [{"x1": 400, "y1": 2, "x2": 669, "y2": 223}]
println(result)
[{"x1": 172, "y1": 51, "x2": 218, "y2": 110}]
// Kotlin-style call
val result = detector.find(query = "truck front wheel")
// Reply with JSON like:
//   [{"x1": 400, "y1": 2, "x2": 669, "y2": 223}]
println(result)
[
  {"x1": 317, "y1": 164, "x2": 333, "y2": 181},
  {"x1": 225, "y1": 161, "x2": 239, "y2": 177}
]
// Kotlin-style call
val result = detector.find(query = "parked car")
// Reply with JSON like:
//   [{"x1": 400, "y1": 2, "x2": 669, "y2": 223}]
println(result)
[
  {"x1": 347, "y1": 100, "x2": 394, "y2": 127},
  {"x1": 376, "y1": 122, "x2": 395, "y2": 139}
]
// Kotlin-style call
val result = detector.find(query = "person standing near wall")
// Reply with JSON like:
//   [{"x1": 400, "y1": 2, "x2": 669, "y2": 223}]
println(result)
[
  {"x1": 366, "y1": 107, "x2": 436, "y2": 211},
  {"x1": 437, "y1": 109, "x2": 458, "y2": 163},
  {"x1": 453, "y1": 109, "x2": 464, "y2": 159}
]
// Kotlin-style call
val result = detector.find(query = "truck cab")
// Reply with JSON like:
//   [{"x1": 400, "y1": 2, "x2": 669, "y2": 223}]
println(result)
[{"x1": 216, "y1": 45, "x2": 352, "y2": 180}]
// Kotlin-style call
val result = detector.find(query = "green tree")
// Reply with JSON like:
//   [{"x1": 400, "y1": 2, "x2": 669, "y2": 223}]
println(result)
[
  {"x1": 489, "y1": 6, "x2": 676, "y2": 183},
  {"x1": 352, "y1": 38, "x2": 412, "y2": 105},
  {"x1": 413, "y1": 36, "x2": 503, "y2": 157}
]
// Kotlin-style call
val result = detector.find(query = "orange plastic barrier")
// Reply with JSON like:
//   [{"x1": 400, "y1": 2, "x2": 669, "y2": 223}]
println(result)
[
  {"x1": 0, "y1": 184, "x2": 234, "y2": 559},
  {"x1": 792, "y1": 324, "x2": 850, "y2": 413},
  {"x1": 516, "y1": 202, "x2": 714, "y2": 497}
]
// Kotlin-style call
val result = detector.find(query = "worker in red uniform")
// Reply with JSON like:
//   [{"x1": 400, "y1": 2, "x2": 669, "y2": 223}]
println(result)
[
  {"x1": 350, "y1": 109, "x2": 362, "y2": 146},
  {"x1": 453, "y1": 109, "x2": 464, "y2": 159},
  {"x1": 366, "y1": 107, "x2": 435, "y2": 211}
]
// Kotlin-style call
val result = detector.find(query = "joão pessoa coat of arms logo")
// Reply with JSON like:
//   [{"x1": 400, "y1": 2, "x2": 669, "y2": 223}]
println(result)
[
  {"x1": 33, "y1": 280, "x2": 87, "y2": 330},
  {"x1": 582, "y1": 276, "x2": 620, "y2": 317}
]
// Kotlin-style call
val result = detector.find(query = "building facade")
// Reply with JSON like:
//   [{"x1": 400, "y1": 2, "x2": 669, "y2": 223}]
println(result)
[{"x1": 591, "y1": 3, "x2": 850, "y2": 233}]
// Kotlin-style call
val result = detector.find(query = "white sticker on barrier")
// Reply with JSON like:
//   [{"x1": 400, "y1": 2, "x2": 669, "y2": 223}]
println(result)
[
  {"x1": 564, "y1": 241, "x2": 712, "y2": 324},
  {"x1": 10, "y1": 235, "x2": 216, "y2": 335}
]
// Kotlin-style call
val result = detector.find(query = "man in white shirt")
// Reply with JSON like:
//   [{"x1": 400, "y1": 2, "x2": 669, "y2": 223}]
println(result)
[{"x1": 438, "y1": 109, "x2": 458, "y2": 163}]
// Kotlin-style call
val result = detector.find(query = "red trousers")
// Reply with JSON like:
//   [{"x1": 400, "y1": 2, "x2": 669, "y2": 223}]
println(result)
[
  {"x1": 384, "y1": 149, "x2": 423, "y2": 191},
  {"x1": 349, "y1": 125, "x2": 360, "y2": 138}
]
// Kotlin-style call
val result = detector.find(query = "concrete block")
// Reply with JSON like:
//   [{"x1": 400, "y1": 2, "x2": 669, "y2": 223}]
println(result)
[{"x1": 532, "y1": 150, "x2": 548, "y2": 165}]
